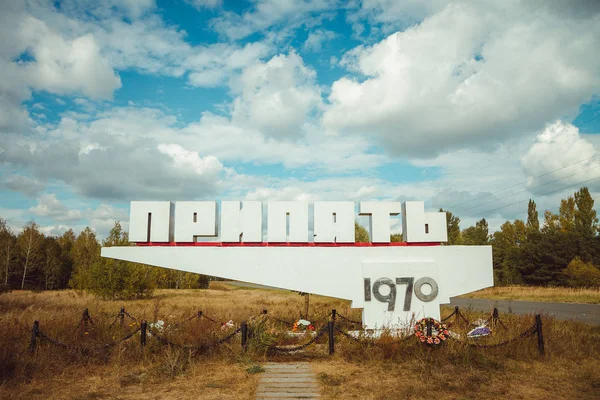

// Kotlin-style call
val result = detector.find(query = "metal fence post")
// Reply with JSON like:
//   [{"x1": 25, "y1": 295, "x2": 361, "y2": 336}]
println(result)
[
  {"x1": 491, "y1": 307, "x2": 499, "y2": 328},
  {"x1": 29, "y1": 320, "x2": 39, "y2": 354},
  {"x1": 331, "y1": 309, "x2": 336, "y2": 322},
  {"x1": 241, "y1": 322, "x2": 248, "y2": 349},
  {"x1": 426, "y1": 318, "x2": 433, "y2": 337},
  {"x1": 328, "y1": 321, "x2": 335, "y2": 355},
  {"x1": 119, "y1": 307, "x2": 125, "y2": 327},
  {"x1": 535, "y1": 315, "x2": 544, "y2": 356},
  {"x1": 140, "y1": 320, "x2": 147, "y2": 348}
]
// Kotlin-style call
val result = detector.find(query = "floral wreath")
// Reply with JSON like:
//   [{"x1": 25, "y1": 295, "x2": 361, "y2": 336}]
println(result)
[{"x1": 414, "y1": 318, "x2": 448, "y2": 345}]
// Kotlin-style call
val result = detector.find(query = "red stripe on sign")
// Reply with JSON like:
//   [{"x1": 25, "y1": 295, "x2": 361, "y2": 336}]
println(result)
[{"x1": 134, "y1": 242, "x2": 441, "y2": 247}]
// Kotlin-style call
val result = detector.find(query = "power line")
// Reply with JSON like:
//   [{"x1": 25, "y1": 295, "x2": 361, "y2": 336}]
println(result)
[
  {"x1": 467, "y1": 164, "x2": 600, "y2": 212},
  {"x1": 542, "y1": 196, "x2": 600, "y2": 214},
  {"x1": 445, "y1": 112, "x2": 600, "y2": 211},
  {"x1": 445, "y1": 153, "x2": 600, "y2": 211},
  {"x1": 575, "y1": 112, "x2": 600, "y2": 128},
  {"x1": 477, "y1": 176, "x2": 600, "y2": 217}
]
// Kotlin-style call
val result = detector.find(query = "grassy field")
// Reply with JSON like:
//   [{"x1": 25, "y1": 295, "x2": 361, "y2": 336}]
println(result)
[
  {"x1": 0, "y1": 284, "x2": 599, "y2": 399},
  {"x1": 460, "y1": 285, "x2": 600, "y2": 304}
]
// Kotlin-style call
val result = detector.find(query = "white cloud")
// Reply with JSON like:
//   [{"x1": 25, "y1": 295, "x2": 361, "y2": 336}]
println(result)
[
  {"x1": 18, "y1": 17, "x2": 121, "y2": 99},
  {"x1": 27, "y1": 193, "x2": 130, "y2": 238},
  {"x1": 348, "y1": 0, "x2": 450, "y2": 35},
  {"x1": 230, "y1": 52, "x2": 322, "y2": 138},
  {"x1": 324, "y1": 2, "x2": 600, "y2": 157},
  {"x1": 157, "y1": 144, "x2": 223, "y2": 177},
  {"x1": 186, "y1": 42, "x2": 272, "y2": 88},
  {"x1": 0, "y1": 107, "x2": 227, "y2": 201},
  {"x1": 53, "y1": 0, "x2": 156, "y2": 20},
  {"x1": 521, "y1": 121, "x2": 600, "y2": 193},
  {"x1": 29, "y1": 194, "x2": 82, "y2": 222},
  {"x1": 1, "y1": 174, "x2": 45, "y2": 196},
  {"x1": 180, "y1": 112, "x2": 386, "y2": 172},
  {"x1": 303, "y1": 29, "x2": 336, "y2": 52},
  {"x1": 0, "y1": 1, "x2": 273, "y2": 100},
  {"x1": 37, "y1": 203, "x2": 129, "y2": 240},
  {"x1": 210, "y1": 0, "x2": 337, "y2": 40},
  {"x1": 0, "y1": 61, "x2": 31, "y2": 133},
  {"x1": 185, "y1": 0, "x2": 222, "y2": 10}
]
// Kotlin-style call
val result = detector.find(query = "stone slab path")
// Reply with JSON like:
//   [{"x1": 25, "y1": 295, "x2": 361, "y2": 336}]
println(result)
[{"x1": 256, "y1": 362, "x2": 320, "y2": 399}]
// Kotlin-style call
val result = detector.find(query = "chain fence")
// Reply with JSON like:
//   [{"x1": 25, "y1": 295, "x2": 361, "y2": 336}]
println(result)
[
  {"x1": 335, "y1": 312, "x2": 363, "y2": 326},
  {"x1": 269, "y1": 326, "x2": 329, "y2": 353},
  {"x1": 27, "y1": 306, "x2": 546, "y2": 357}
]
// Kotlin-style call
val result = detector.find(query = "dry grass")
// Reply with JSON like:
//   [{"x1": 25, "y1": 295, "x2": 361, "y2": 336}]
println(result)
[
  {"x1": 460, "y1": 285, "x2": 600, "y2": 304},
  {"x1": 0, "y1": 287, "x2": 599, "y2": 400}
]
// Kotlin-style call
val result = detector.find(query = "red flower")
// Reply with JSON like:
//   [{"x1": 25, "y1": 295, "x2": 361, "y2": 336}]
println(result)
[
  {"x1": 427, "y1": 337, "x2": 433, "y2": 344},
  {"x1": 434, "y1": 338, "x2": 440, "y2": 345}
]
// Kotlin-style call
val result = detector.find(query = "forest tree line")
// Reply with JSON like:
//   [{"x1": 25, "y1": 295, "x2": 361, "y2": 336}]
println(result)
[
  {"x1": 441, "y1": 186, "x2": 600, "y2": 287},
  {"x1": 0, "y1": 186, "x2": 598, "y2": 298},
  {"x1": 0, "y1": 221, "x2": 208, "y2": 299}
]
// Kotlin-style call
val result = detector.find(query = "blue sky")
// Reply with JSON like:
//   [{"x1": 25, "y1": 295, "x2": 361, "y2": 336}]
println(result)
[{"x1": 1, "y1": 0, "x2": 600, "y2": 238}]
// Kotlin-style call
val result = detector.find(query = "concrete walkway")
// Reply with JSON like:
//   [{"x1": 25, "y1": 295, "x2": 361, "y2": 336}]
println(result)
[
  {"x1": 450, "y1": 297, "x2": 600, "y2": 325},
  {"x1": 256, "y1": 363, "x2": 320, "y2": 399}
]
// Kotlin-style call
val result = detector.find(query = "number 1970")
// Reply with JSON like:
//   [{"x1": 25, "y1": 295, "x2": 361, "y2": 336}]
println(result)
[{"x1": 364, "y1": 277, "x2": 439, "y2": 311}]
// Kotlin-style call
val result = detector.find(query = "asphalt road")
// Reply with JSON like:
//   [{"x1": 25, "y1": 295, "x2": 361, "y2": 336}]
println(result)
[
  {"x1": 449, "y1": 297, "x2": 600, "y2": 325},
  {"x1": 223, "y1": 281, "x2": 600, "y2": 325}
]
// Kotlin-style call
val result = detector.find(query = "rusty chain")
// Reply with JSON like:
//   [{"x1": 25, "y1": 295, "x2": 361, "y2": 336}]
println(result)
[
  {"x1": 33, "y1": 307, "x2": 538, "y2": 355},
  {"x1": 441, "y1": 309, "x2": 457, "y2": 322},
  {"x1": 38, "y1": 327, "x2": 141, "y2": 352},
  {"x1": 123, "y1": 309, "x2": 137, "y2": 322},
  {"x1": 147, "y1": 324, "x2": 243, "y2": 350},
  {"x1": 334, "y1": 326, "x2": 374, "y2": 345},
  {"x1": 335, "y1": 313, "x2": 362, "y2": 325},
  {"x1": 37, "y1": 329, "x2": 75, "y2": 351},
  {"x1": 269, "y1": 315, "x2": 294, "y2": 326},
  {"x1": 269, "y1": 326, "x2": 328, "y2": 353},
  {"x1": 458, "y1": 324, "x2": 537, "y2": 349},
  {"x1": 148, "y1": 327, "x2": 209, "y2": 351}
]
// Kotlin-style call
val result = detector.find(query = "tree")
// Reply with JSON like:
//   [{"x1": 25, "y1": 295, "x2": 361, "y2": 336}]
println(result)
[
  {"x1": 526, "y1": 199, "x2": 539, "y2": 233},
  {"x1": 57, "y1": 229, "x2": 76, "y2": 289},
  {"x1": 563, "y1": 257, "x2": 600, "y2": 287},
  {"x1": 440, "y1": 209, "x2": 461, "y2": 244},
  {"x1": 461, "y1": 218, "x2": 489, "y2": 245},
  {"x1": 42, "y1": 237, "x2": 62, "y2": 290},
  {"x1": 70, "y1": 227, "x2": 100, "y2": 290},
  {"x1": 491, "y1": 220, "x2": 526, "y2": 285},
  {"x1": 559, "y1": 197, "x2": 576, "y2": 233},
  {"x1": 355, "y1": 222, "x2": 370, "y2": 242},
  {"x1": 0, "y1": 219, "x2": 16, "y2": 287},
  {"x1": 516, "y1": 228, "x2": 578, "y2": 286},
  {"x1": 542, "y1": 210, "x2": 560, "y2": 233},
  {"x1": 574, "y1": 187, "x2": 598, "y2": 238},
  {"x1": 390, "y1": 233, "x2": 403, "y2": 242},
  {"x1": 88, "y1": 222, "x2": 156, "y2": 300},
  {"x1": 17, "y1": 222, "x2": 43, "y2": 289}
]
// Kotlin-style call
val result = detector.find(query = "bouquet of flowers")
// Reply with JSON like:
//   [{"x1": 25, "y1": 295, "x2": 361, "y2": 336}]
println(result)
[
  {"x1": 221, "y1": 320, "x2": 235, "y2": 331},
  {"x1": 292, "y1": 319, "x2": 315, "y2": 332}
]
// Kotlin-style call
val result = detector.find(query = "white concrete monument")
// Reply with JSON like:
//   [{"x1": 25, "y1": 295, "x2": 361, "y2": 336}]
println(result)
[{"x1": 102, "y1": 201, "x2": 493, "y2": 330}]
